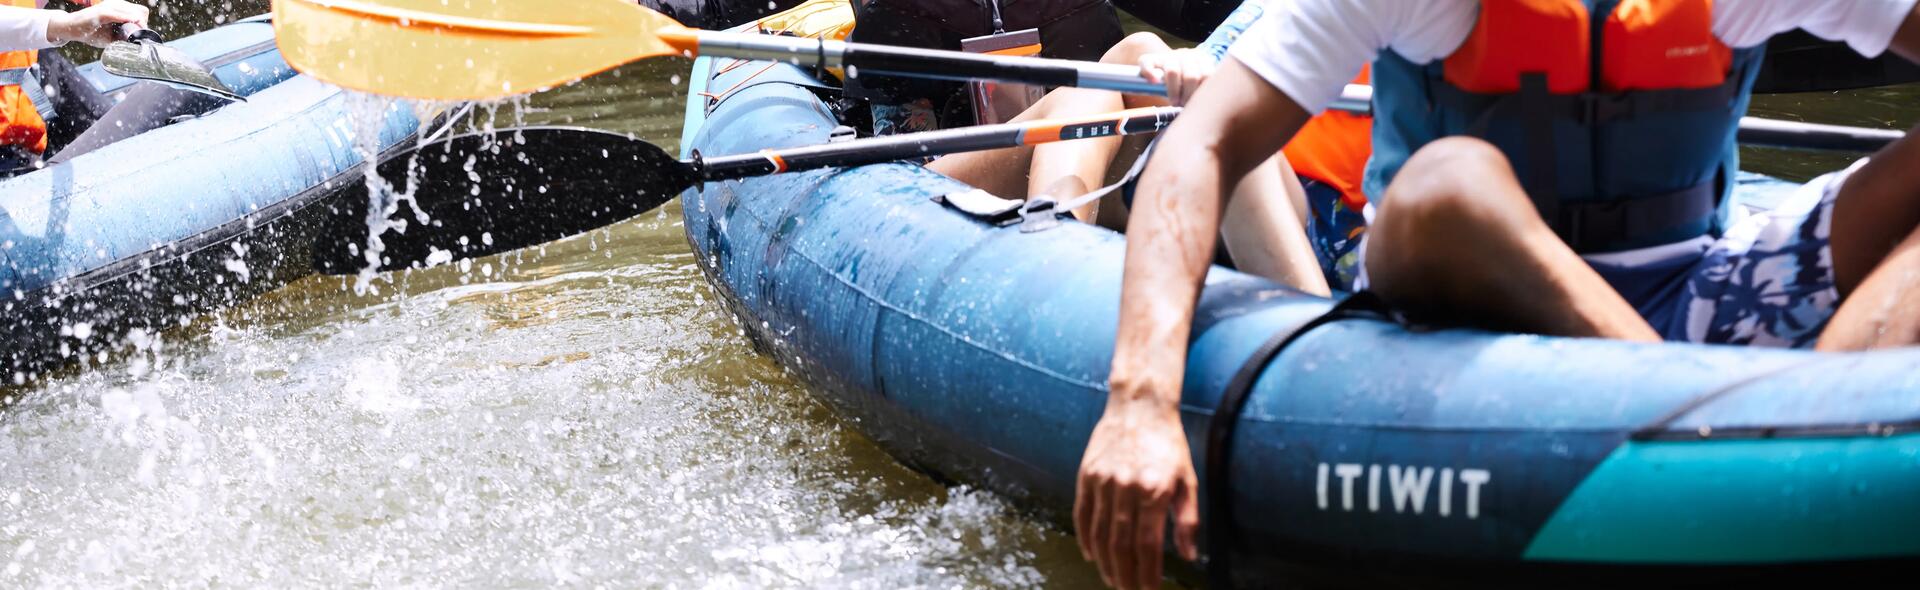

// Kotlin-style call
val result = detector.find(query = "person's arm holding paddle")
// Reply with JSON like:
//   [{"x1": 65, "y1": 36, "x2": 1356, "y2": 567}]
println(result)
[
  {"x1": 48, "y1": 0, "x2": 149, "y2": 47},
  {"x1": 0, "y1": 0, "x2": 148, "y2": 50}
]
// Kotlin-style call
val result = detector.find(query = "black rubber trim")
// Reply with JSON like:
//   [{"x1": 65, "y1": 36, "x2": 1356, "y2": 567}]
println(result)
[
  {"x1": 205, "y1": 39, "x2": 278, "y2": 69},
  {"x1": 1203, "y1": 291, "x2": 1401, "y2": 588},
  {"x1": 51, "y1": 134, "x2": 419, "y2": 296},
  {"x1": 1632, "y1": 420, "x2": 1920, "y2": 442},
  {"x1": 1626, "y1": 355, "x2": 1918, "y2": 442}
]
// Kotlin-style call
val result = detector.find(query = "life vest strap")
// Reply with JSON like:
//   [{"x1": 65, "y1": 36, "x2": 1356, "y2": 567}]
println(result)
[
  {"x1": 1430, "y1": 70, "x2": 1745, "y2": 126},
  {"x1": 1554, "y1": 180, "x2": 1718, "y2": 253},
  {"x1": 0, "y1": 65, "x2": 54, "y2": 134},
  {"x1": 1519, "y1": 73, "x2": 1561, "y2": 227},
  {"x1": 1426, "y1": 69, "x2": 1742, "y2": 252}
]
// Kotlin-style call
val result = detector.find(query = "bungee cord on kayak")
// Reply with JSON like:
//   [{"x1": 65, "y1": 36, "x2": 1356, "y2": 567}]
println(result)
[{"x1": 2, "y1": 0, "x2": 1918, "y2": 587}]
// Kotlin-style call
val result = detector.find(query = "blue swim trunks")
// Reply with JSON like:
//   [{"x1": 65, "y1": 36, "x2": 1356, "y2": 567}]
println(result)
[
  {"x1": 1300, "y1": 178, "x2": 1369, "y2": 292},
  {"x1": 1586, "y1": 163, "x2": 1856, "y2": 348},
  {"x1": 1357, "y1": 162, "x2": 1857, "y2": 349}
]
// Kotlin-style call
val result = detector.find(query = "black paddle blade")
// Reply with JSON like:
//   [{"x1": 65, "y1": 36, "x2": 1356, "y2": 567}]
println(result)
[{"x1": 314, "y1": 126, "x2": 696, "y2": 275}]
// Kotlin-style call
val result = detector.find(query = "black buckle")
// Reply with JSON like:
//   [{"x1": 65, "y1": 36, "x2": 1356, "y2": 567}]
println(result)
[
  {"x1": 1018, "y1": 198, "x2": 1062, "y2": 233},
  {"x1": 1557, "y1": 205, "x2": 1585, "y2": 251},
  {"x1": 1580, "y1": 92, "x2": 1635, "y2": 125}
]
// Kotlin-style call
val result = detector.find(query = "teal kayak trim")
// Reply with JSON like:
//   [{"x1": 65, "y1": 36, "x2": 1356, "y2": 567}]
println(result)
[{"x1": 1525, "y1": 435, "x2": 1920, "y2": 563}]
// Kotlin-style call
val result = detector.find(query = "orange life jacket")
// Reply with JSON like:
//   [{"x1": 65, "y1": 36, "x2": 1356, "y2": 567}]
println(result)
[
  {"x1": 1442, "y1": 0, "x2": 1732, "y2": 95},
  {"x1": 1282, "y1": 67, "x2": 1373, "y2": 212},
  {"x1": 1, "y1": 0, "x2": 49, "y2": 154}
]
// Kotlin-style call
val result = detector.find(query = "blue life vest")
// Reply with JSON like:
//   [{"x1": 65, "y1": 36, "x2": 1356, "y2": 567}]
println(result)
[{"x1": 1364, "y1": 0, "x2": 1766, "y2": 253}]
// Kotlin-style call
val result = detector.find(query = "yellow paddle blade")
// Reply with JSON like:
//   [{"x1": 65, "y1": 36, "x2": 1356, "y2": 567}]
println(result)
[
  {"x1": 272, "y1": 0, "x2": 692, "y2": 100},
  {"x1": 753, "y1": 0, "x2": 853, "y2": 40}
]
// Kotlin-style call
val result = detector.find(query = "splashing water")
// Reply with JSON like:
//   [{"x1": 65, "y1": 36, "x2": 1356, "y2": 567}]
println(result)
[
  {"x1": 0, "y1": 217, "x2": 1089, "y2": 588},
  {"x1": 345, "y1": 93, "x2": 415, "y2": 296},
  {"x1": 0, "y1": 9, "x2": 1103, "y2": 585}
]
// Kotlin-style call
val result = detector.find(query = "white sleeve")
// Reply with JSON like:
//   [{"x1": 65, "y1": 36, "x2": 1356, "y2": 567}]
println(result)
[
  {"x1": 0, "y1": 7, "x2": 58, "y2": 53},
  {"x1": 1715, "y1": 0, "x2": 1919, "y2": 56},
  {"x1": 1226, "y1": 0, "x2": 1476, "y2": 113}
]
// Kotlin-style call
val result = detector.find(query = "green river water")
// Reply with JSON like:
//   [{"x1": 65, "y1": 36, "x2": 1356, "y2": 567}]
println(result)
[{"x1": 1, "y1": 1, "x2": 1916, "y2": 587}]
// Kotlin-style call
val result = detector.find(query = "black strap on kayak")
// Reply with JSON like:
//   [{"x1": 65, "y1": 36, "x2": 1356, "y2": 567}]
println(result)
[
  {"x1": 1202, "y1": 291, "x2": 1404, "y2": 589},
  {"x1": 934, "y1": 138, "x2": 1155, "y2": 230}
]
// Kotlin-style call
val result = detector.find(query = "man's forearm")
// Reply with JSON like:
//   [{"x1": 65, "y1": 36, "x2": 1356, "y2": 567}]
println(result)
[
  {"x1": 1108, "y1": 125, "x2": 1232, "y2": 404},
  {"x1": 1105, "y1": 57, "x2": 1313, "y2": 405}
]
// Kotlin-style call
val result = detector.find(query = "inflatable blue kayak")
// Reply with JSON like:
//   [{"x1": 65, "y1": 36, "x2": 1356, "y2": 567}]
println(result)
[
  {"x1": 680, "y1": 58, "x2": 1920, "y2": 583},
  {"x1": 0, "y1": 18, "x2": 420, "y2": 382}
]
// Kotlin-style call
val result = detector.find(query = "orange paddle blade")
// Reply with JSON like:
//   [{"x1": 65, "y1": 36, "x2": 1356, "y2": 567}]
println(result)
[{"x1": 272, "y1": 0, "x2": 694, "y2": 100}]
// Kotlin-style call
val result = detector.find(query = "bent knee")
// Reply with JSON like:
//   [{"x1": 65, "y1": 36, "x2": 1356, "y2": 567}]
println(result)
[
  {"x1": 1380, "y1": 138, "x2": 1524, "y2": 222},
  {"x1": 1401, "y1": 137, "x2": 1512, "y2": 186},
  {"x1": 1103, "y1": 32, "x2": 1171, "y2": 65}
]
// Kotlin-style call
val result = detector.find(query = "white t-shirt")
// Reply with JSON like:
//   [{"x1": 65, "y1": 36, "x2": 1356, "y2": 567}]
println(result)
[
  {"x1": 1231, "y1": 0, "x2": 1920, "y2": 114},
  {"x1": 0, "y1": 3, "x2": 57, "y2": 54}
]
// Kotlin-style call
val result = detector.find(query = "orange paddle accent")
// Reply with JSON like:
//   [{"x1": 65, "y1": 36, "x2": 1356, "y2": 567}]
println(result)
[
  {"x1": 659, "y1": 28, "x2": 702, "y2": 56},
  {"x1": 1018, "y1": 107, "x2": 1165, "y2": 144},
  {"x1": 984, "y1": 45, "x2": 1041, "y2": 57}
]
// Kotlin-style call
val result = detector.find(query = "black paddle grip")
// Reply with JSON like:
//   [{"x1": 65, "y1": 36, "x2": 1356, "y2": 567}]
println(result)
[
  {"x1": 842, "y1": 44, "x2": 1079, "y2": 88},
  {"x1": 115, "y1": 23, "x2": 163, "y2": 43}
]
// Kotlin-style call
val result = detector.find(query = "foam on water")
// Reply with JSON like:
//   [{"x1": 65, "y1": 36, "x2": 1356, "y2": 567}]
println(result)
[{"x1": 0, "y1": 215, "x2": 1087, "y2": 587}]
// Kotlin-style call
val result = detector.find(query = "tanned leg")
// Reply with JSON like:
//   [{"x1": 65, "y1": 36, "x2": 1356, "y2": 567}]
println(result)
[
  {"x1": 927, "y1": 32, "x2": 1171, "y2": 210},
  {"x1": 1220, "y1": 153, "x2": 1332, "y2": 295},
  {"x1": 1028, "y1": 32, "x2": 1175, "y2": 220},
  {"x1": 1364, "y1": 137, "x2": 1660, "y2": 340},
  {"x1": 1816, "y1": 123, "x2": 1920, "y2": 351},
  {"x1": 925, "y1": 96, "x2": 1047, "y2": 199}
]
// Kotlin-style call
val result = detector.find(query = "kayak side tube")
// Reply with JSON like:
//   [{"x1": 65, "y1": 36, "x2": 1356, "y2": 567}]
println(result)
[
  {"x1": 0, "y1": 73, "x2": 419, "y2": 380},
  {"x1": 680, "y1": 60, "x2": 1920, "y2": 582}
]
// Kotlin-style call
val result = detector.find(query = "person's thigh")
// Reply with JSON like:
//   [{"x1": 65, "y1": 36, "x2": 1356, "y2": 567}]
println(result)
[{"x1": 926, "y1": 147, "x2": 1037, "y2": 199}]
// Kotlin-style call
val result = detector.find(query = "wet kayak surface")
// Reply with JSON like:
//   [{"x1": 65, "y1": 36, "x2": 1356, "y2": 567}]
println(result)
[{"x1": 1, "y1": 1, "x2": 1915, "y2": 587}]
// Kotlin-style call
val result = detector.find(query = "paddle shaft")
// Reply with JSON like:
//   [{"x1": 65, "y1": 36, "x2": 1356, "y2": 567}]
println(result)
[
  {"x1": 692, "y1": 106, "x2": 1180, "y2": 181},
  {"x1": 690, "y1": 30, "x2": 1163, "y2": 95},
  {"x1": 690, "y1": 31, "x2": 1904, "y2": 152},
  {"x1": 1325, "y1": 84, "x2": 1905, "y2": 152}
]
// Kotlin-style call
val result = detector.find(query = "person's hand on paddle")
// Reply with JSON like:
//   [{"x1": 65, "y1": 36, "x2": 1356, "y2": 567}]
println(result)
[
  {"x1": 48, "y1": 0, "x2": 149, "y2": 48},
  {"x1": 1137, "y1": 48, "x2": 1216, "y2": 107},
  {"x1": 1076, "y1": 388, "x2": 1200, "y2": 590}
]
